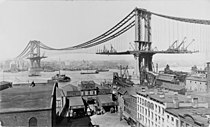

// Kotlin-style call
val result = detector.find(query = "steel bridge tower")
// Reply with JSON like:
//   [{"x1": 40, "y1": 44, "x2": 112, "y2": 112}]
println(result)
[
  {"x1": 135, "y1": 8, "x2": 153, "y2": 83},
  {"x1": 27, "y1": 40, "x2": 47, "y2": 74}
]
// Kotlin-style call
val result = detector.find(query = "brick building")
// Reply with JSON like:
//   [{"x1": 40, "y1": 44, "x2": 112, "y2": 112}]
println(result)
[{"x1": 0, "y1": 83, "x2": 58, "y2": 127}]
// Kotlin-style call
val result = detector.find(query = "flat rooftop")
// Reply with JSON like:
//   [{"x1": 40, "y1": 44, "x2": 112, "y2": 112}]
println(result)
[{"x1": 0, "y1": 84, "x2": 54, "y2": 113}]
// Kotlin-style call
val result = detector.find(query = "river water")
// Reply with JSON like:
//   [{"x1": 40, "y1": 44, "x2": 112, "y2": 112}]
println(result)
[
  {"x1": 0, "y1": 66, "x2": 191, "y2": 87},
  {"x1": 0, "y1": 69, "x2": 121, "y2": 87}
]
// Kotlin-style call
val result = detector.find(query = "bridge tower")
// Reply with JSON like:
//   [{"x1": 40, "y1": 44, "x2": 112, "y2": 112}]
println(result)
[
  {"x1": 135, "y1": 8, "x2": 153, "y2": 84},
  {"x1": 27, "y1": 40, "x2": 47, "y2": 74}
]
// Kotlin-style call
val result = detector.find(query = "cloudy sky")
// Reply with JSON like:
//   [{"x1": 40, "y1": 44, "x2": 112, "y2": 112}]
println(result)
[{"x1": 0, "y1": 0, "x2": 210, "y2": 63}]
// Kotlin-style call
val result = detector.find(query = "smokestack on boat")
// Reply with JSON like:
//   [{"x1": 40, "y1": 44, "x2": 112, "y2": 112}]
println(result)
[{"x1": 207, "y1": 62, "x2": 210, "y2": 93}]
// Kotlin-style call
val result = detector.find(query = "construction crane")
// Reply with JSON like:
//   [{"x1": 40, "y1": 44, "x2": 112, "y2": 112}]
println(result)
[
  {"x1": 167, "y1": 40, "x2": 178, "y2": 51},
  {"x1": 181, "y1": 39, "x2": 195, "y2": 52},
  {"x1": 129, "y1": 42, "x2": 135, "y2": 50},
  {"x1": 175, "y1": 37, "x2": 187, "y2": 51},
  {"x1": 185, "y1": 39, "x2": 195, "y2": 49}
]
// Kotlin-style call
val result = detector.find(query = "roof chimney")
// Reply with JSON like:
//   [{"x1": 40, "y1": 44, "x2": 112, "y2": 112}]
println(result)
[
  {"x1": 207, "y1": 62, "x2": 210, "y2": 93},
  {"x1": 192, "y1": 97, "x2": 198, "y2": 108},
  {"x1": 173, "y1": 95, "x2": 179, "y2": 109}
]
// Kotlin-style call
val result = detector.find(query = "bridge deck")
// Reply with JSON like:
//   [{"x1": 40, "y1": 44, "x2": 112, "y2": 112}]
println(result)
[{"x1": 96, "y1": 50, "x2": 198, "y2": 55}]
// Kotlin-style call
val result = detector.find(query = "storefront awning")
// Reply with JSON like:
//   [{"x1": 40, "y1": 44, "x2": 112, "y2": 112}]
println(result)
[{"x1": 68, "y1": 96, "x2": 85, "y2": 109}]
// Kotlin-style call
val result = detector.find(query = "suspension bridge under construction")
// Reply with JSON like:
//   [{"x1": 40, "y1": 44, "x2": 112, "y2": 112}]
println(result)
[{"x1": 16, "y1": 8, "x2": 210, "y2": 83}]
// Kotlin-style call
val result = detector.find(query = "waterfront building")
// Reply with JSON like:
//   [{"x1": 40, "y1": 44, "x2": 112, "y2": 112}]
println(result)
[
  {"x1": 61, "y1": 84, "x2": 85, "y2": 118},
  {"x1": 96, "y1": 94, "x2": 116, "y2": 112},
  {"x1": 156, "y1": 73, "x2": 179, "y2": 86},
  {"x1": 78, "y1": 81, "x2": 97, "y2": 103},
  {"x1": 186, "y1": 62, "x2": 210, "y2": 93},
  {"x1": 160, "y1": 82, "x2": 186, "y2": 95},
  {"x1": 0, "y1": 83, "x2": 58, "y2": 127},
  {"x1": 185, "y1": 76, "x2": 207, "y2": 92},
  {"x1": 95, "y1": 84, "x2": 116, "y2": 112},
  {"x1": 136, "y1": 88, "x2": 209, "y2": 127}
]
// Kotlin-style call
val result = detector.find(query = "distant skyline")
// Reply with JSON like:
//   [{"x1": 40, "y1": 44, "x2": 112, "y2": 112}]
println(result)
[{"x1": 0, "y1": 0, "x2": 210, "y2": 63}]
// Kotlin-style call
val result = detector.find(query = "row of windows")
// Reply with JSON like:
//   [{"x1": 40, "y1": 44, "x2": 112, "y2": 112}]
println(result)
[
  {"x1": 137, "y1": 97, "x2": 165, "y2": 116},
  {"x1": 81, "y1": 90, "x2": 97, "y2": 96},
  {"x1": 137, "y1": 113, "x2": 162, "y2": 127}
]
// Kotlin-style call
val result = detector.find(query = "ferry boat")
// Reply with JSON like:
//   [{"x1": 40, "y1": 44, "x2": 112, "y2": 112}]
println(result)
[{"x1": 52, "y1": 73, "x2": 71, "y2": 82}]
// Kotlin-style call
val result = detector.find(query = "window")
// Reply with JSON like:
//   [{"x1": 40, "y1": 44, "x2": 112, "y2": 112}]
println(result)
[
  {"x1": 176, "y1": 119, "x2": 179, "y2": 127},
  {"x1": 56, "y1": 100, "x2": 61, "y2": 108},
  {"x1": 162, "y1": 107, "x2": 164, "y2": 115},
  {"x1": 29, "y1": 117, "x2": 37, "y2": 127},
  {"x1": 158, "y1": 106, "x2": 161, "y2": 113}
]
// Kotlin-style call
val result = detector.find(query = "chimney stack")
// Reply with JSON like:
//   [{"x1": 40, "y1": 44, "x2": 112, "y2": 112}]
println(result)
[{"x1": 207, "y1": 62, "x2": 210, "y2": 93}]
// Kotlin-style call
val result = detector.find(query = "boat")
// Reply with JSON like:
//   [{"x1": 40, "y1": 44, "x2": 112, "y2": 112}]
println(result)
[
  {"x1": 80, "y1": 70, "x2": 99, "y2": 75},
  {"x1": 52, "y1": 58, "x2": 71, "y2": 82},
  {"x1": 28, "y1": 74, "x2": 41, "y2": 77},
  {"x1": 80, "y1": 60, "x2": 99, "y2": 75},
  {"x1": 97, "y1": 69, "x2": 109, "y2": 72},
  {"x1": 52, "y1": 73, "x2": 71, "y2": 82}
]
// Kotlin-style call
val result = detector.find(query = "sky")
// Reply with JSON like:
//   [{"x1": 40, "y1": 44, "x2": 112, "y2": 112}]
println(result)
[{"x1": 0, "y1": 0, "x2": 210, "y2": 64}]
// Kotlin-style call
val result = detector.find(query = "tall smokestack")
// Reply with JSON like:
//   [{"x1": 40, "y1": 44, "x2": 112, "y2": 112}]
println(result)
[{"x1": 207, "y1": 62, "x2": 210, "y2": 93}]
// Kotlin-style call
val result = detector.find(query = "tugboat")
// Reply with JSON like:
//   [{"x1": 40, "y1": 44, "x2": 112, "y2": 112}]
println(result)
[{"x1": 52, "y1": 71, "x2": 71, "y2": 82}]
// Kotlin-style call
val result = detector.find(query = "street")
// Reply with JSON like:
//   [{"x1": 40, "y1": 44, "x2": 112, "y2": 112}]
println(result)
[{"x1": 91, "y1": 112, "x2": 130, "y2": 127}]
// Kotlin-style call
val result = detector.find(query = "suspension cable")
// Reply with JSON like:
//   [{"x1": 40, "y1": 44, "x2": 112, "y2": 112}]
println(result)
[
  {"x1": 16, "y1": 42, "x2": 31, "y2": 58},
  {"x1": 39, "y1": 9, "x2": 135, "y2": 51},
  {"x1": 151, "y1": 12, "x2": 210, "y2": 25},
  {"x1": 82, "y1": 21, "x2": 135, "y2": 48}
]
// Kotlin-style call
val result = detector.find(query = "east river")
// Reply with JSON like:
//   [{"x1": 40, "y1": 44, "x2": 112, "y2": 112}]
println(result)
[
  {"x1": 0, "y1": 69, "x2": 122, "y2": 87},
  {"x1": 0, "y1": 66, "x2": 192, "y2": 87}
]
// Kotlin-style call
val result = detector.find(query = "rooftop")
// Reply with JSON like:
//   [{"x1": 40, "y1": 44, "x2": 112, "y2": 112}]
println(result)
[
  {"x1": 166, "y1": 108, "x2": 210, "y2": 126},
  {"x1": 137, "y1": 88, "x2": 209, "y2": 108},
  {"x1": 61, "y1": 84, "x2": 79, "y2": 92},
  {"x1": 157, "y1": 73, "x2": 176, "y2": 82},
  {"x1": 0, "y1": 84, "x2": 55, "y2": 113},
  {"x1": 186, "y1": 76, "x2": 207, "y2": 82},
  {"x1": 161, "y1": 82, "x2": 185, "y2": 91},
  {"x1": 68, "y1": 96, "x2": 84, "y2": 107}
]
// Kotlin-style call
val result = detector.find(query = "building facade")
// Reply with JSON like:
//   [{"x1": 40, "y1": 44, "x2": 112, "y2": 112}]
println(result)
[
  {"x1": 185, "y1": 76, "x2": 207, "y2": 92},
  {"x1": 0, "y1": 83, "x2": 58, "y2": 127},
  {"x1": 136, "y1": 89, "x2": 210, "y2": 127}
]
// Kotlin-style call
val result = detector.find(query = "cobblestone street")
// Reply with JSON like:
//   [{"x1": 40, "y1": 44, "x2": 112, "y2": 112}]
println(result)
[{"x1": 91, "y1": 112, "x2": 130, "y2": 127}]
